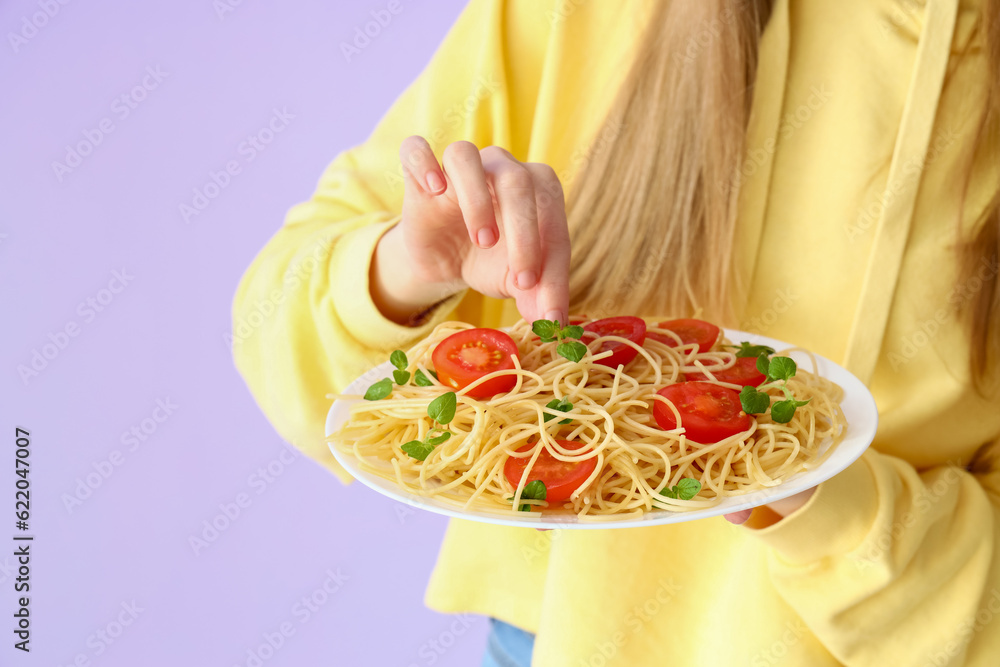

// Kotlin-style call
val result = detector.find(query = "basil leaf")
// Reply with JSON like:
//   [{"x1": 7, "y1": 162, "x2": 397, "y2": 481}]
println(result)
[
  {"x1": 390, "y1": 350, "x2": 407, "y2": 371},
  {"x1": 770, "y1": 398, "x2": 809, "y2": 424},
  {"x1": 363, "y1": 378, "x2": 393, "y2": 401},
  {"x1": 733, "y1": 342, "x2": 775, "y2": 359},
  {"x1": 756, "y1": 353, "x2": 771, "y2": 377},
  {"x1": 659, "y1": 486, "x2": 678, "y2": 499},
  {"x1": 557, "y1": 340, "x2": 588, "y2": 363},
  {"x1": 543, "y1": 397, "x2": 573, "y2": 423},
  {"x1": 516, "y1": 480, "x2": 547, "y2": 511},
  {"x1": 393, "y1": 369, "x2": 411, "y2": 385},
  {"x1": 426, "y1": 430, "x2": 452, "y2": 446},
  {"x1": 428, "y1": 391, "x2": 457, "y2": 424},
  {"x1": 532, "y1": 319, "x2": 559, "y2": 342},
  {"x1": 739, "y1": 385, "x2": 770, "y2": 415},
  {"x1": 521, "y1": 479, "x2": 547, "y2": 500},
  {"x1": 414, "y1": 369, "x2": 435, "y2": 387},
  {"x1": 561, "y1": 325, "x2": 585, "y2": 340},
  {"x1": 767, "y1": 356, "x2": 797, "y2": 382},
  {"x1": 400, "y1": 440, "x2": 435, "y2": 461},
  {"x1": 675, "y1": 478, "x2": 702, "y2": 500}
]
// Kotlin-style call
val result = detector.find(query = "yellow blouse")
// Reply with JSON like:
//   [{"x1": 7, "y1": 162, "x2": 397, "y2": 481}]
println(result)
[{"x1": 233, "y1": 0, "x2": 1000, "y2": 664}]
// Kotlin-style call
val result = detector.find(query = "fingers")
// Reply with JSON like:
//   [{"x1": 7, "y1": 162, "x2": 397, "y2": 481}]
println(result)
[
  {"x1": 427, "y1": 140, "x2": 569, "y2": 318},
  {"x1": 442, "y1": 141, "x2": 498, "y2": 248},
  {"x1": 724, "y1": 509, "x2": 752, "y2": 525},
  {"x1": 481, "y1": 146, "x2": 542, "y2": 290},
  {"x1": 399, "y1": 135, "x2": 446, "y2": 195},
  {"x1": 524, "y1": 162, "x2": 570, "y2": 324}
]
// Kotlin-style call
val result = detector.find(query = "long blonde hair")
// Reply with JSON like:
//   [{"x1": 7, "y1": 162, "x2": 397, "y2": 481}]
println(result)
[
  {"x1": 961, "y1": 0, "x2": 1000, "y2": 392},
  {"x1": 566, "y1": 0, "x2": 1000, "y2": 390}
]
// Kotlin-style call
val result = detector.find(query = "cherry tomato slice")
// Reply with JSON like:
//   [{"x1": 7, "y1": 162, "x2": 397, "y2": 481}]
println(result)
[
  {"x1": 653, "y1": 382, "x2": 751, "y2": 444},
  {"x1": 503, "y1": 439, "x2": 597, "y2": 503},
  {"x1": 431, "y1": 328, "x2": 520, "y2": 398},
  {"x1": 688, "y1": 357, "x2": 766, "y2": 387},
  {"x1": 582, "y1": 316, "x2": 647, "y2": 368},
  {"x1": 646, "y1": 319, "x2": 721, "y2": 354}
]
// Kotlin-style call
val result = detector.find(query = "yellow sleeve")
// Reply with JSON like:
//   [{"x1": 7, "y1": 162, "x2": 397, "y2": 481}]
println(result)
[
  {"x1": 750, "y1": 448, "x2": 1000, "y2": 664},
  {"x1": 232, "y1": 0, "x2": 550, "y2": 482}
]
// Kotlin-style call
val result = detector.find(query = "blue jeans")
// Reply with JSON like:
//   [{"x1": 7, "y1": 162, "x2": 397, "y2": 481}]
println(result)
[{"x1": 481, "y1": 618, "x2": 536, "y2": 667}]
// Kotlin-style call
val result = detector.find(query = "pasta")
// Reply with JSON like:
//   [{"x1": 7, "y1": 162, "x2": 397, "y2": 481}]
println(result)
[{"x1": 328, "y1": 318, "x2": 846, "y2": 519}]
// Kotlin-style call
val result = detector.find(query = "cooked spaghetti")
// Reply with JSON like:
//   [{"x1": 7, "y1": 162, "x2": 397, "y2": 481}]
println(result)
[{"x1": 328, "y1": 318, "x2": 846, "y2": 519}]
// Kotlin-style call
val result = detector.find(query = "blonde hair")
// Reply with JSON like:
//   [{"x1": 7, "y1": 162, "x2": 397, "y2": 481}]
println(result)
[
  {"x1": 566, "y1": 0, "x2": 1000, "y2": 391},
  {"x1": 567, "y1": 0, "x2": 772, "y2": 321},
  {"x1": 961, "y1": 0, "x2": 1000, "y2": 392}
]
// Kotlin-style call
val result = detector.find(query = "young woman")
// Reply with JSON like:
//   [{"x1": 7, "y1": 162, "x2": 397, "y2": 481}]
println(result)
[{"x1": 234, "y1": 1, "x2": 1000, "y2": 664}]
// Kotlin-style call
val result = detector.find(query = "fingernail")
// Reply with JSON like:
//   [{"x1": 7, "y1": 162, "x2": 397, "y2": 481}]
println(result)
[
  {"x1": 477, "y1": 228, "x2": 496, "y2": 248},
  {"x1": 425, "y1": 171, "x2": 445, "y2": 194},
  {"x1": 545, "y1": 310, "x2": 563, "y2": 324},
  {"x1": 516, "y1": 270, "x2": 537, "y2": 290}
]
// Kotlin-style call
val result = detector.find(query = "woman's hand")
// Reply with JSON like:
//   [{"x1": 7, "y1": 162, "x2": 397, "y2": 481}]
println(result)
[
  {"x1": 724, "y1": 487, "x2": 817, "y2": 526},
  {"x1": 372, "y1": 137, "x2": 571, "y2": 325}
]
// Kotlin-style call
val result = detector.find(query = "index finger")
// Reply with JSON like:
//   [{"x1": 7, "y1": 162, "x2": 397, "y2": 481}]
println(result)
[{"x1": 442, "y1": 141, "x2": 498, "y2": 248}]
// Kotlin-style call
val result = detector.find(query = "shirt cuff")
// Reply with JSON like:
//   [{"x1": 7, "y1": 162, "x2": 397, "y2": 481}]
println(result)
[
  {"x1": 749, "y1": 456, "x2": 880, "y2": 564},
  {"x1": 330, "y1": 216, "x2": 466, "y2": 349}
]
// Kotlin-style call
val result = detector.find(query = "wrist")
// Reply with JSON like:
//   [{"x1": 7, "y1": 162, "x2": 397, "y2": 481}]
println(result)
[
  {"x1": 734, "y1": 487, "x2": 817, "y2": 530},
  {"x1": 370, "y1": 224, "x2": 464, "y2": 325},
  {"x1": 766, "y1": 487, "x2": 817, "y2": 518}
]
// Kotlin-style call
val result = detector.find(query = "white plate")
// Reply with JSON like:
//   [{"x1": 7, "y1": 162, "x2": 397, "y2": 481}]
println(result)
[{"x1": 326, "y1": 329, "x2": 878, "y2": 529}]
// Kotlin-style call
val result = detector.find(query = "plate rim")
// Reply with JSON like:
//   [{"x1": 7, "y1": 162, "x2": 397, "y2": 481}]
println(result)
[{"x1": 325, "y1": 328, "x2": 879, "y2": 530}]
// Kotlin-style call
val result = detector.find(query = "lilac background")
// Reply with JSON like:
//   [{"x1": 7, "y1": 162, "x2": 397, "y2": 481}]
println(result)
[{"x1": 1, "y1": 1, "x2": 488, "y2": 665}]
